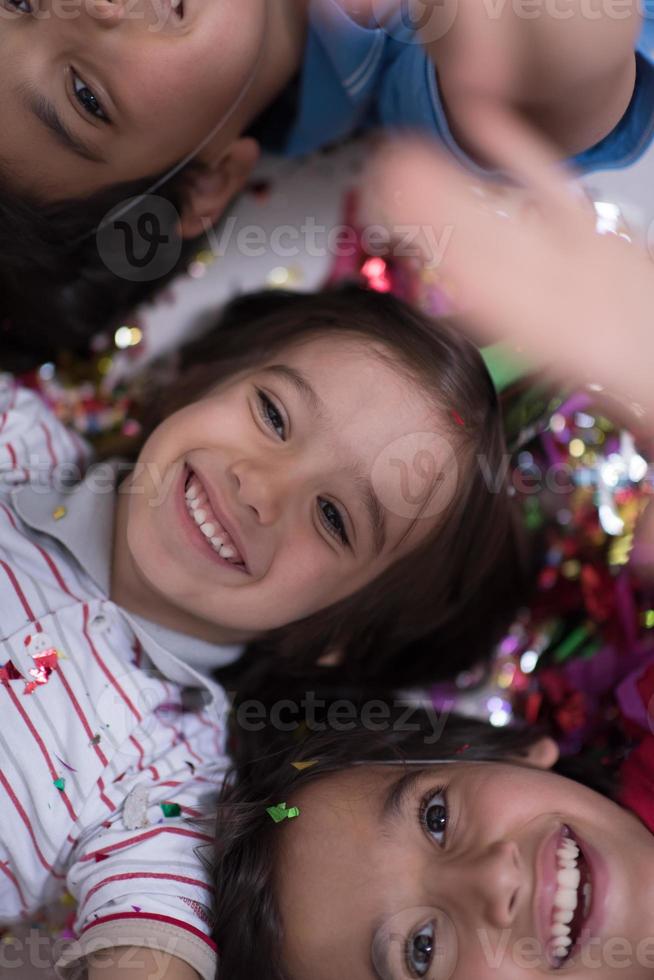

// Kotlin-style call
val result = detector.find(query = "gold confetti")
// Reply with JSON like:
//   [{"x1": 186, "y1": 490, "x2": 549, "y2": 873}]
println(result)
[
  {"x1": 291, "y1": 760, "x2": 319, "y2": 772},
  {"x1": 52, "y1": 506, "x2": 67, "y2": 521}
]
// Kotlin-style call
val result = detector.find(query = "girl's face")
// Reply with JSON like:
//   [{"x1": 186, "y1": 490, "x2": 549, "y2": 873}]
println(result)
[
  {"x1": 113, "y1": 334, "x2": 456, "y2": 643},
  {"x1": 276, "y1": 756, "x2": 654, "y2": 980},
  {"x1": 0, "y1": 0, "x2": 271, "y2": 200}
]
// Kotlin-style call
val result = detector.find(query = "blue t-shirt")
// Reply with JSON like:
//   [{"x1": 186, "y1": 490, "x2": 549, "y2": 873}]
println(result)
[{"x1": 276, "y1": 0, "x2": 654, "y2": 244}]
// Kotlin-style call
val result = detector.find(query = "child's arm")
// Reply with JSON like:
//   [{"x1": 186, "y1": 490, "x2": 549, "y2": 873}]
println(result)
[
  {"x1": 363, "y1": 107, "x2": 654, "y2": 414},
  {"x1": 397, "y1": 0, "x2": 641, "y2": 156},
  {"x1": 87, "y1": 947, "x2": 199, "y2": 980}
]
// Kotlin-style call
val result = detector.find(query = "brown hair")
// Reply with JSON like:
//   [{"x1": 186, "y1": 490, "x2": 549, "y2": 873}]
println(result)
[
  {"x1": 145, "y1": 285, "x2": 527, "y2": 691},
  {"x1": 210, "y1": 709, "x2": 616, "y2": 980}
]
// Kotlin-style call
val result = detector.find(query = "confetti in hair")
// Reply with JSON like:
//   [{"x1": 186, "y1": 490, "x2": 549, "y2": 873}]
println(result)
[
  {"x1": 291, "y1": 760, "x2": 319, "y2": 772},
  {"x1": 266, "y1": 802, "x2": 301, "y2": 824}
]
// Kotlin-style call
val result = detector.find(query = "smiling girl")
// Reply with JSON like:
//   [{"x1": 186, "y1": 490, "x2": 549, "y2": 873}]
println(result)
[
  {"x1": 213, "y1": 710, "x2": 654, "y2": 980},
  {"x1": 0, "y1": 287, "x2": 518, "y2": 980}
]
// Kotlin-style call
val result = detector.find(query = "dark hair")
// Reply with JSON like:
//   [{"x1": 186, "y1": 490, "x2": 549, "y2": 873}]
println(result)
[
  {"x1": 210, "y1": 707, "x2": 617, "y2": 980},
  {"x1": 0, "y1": 165, "x2": 203, "y2": 372},
  {"x1": 150, "y1": 285, "x2": 529, "y2": 692}
]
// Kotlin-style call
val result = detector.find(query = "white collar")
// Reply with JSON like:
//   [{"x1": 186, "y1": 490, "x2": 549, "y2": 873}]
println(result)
[{"x1": 11, "y1": 459, "x2": 243, "y2": 697}]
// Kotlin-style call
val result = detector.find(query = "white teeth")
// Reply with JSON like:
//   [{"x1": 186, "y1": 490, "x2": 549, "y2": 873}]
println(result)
[
  {"x1": 554, "y1": 887, "x2": 577, "y2": 911},
  {"x1": 548, "y1": 835, "x2": 588, "y2": 961},
  {"x1": 184, "y1": 474, "x2": 243, "y2": 565},
  {"x1": 558, "y1": 868, "x2": 580, "y2": 889}
]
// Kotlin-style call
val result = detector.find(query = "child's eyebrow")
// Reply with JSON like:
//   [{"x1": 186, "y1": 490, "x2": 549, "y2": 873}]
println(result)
[
  {"x1": 19, "y1": 84, "x2": 106, "y2": 165},
  {"x1": 262, "y1": 364, "x2": 328, "y2": 422},
  {"x1": 381, "y1": 768, "x2": 429, "y2": 826}
]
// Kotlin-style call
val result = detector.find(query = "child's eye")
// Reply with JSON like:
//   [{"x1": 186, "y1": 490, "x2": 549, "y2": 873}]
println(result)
[
  {"x1": 3, "y1": 0, "x2": 32, "y2": 11},
  {"x1": 406, "y1": 921, "x2": 436, "y2": 978},
  {"x1": 419, "y1": 788, "x2": 448, "y2": 845},
  {"x1": 318, "y1": 498, "x2": 349, "y2": 546},
  {"x1": 72, "y1": 70, "x2": 109, "y2": 122},
  {"x1": 256, "y1": 390, "x2": 286, "y2": 440}
]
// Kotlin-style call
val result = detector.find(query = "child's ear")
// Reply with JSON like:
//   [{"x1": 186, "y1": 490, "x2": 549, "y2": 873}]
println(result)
[
  {"x1": 517, "y1": 737, "x2": 560, "y2": 771},
  {"x1": 177, "y1": 137, "x2": 260, "y2": 241}
]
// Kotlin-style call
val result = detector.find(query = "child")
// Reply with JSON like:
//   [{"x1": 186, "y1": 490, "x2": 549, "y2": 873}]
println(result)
[
  {"x1": 212, "y1": 706, "x2": 654, "y2": 980},
  {"x1": 0, "y1": 286, "x2": 518, "y2": 979},
  {"x1": 0, "y1": 0, "x2": 649, "y2": 367}
]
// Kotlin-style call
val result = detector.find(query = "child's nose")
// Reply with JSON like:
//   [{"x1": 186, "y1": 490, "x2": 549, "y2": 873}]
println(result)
[
  {"x1": 229, "y1": 458, "x2": 285, "y2": 526},
  {"x1": 84, "y1": 0, "x2": 126, "y2": 26},
  {"x1": 444, "y1": 841, "x2": 523, "y2": 930}
]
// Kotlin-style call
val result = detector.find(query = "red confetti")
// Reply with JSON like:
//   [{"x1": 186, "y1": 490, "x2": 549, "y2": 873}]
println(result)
[
  {"x1": 0, "y1": 661, "x2": 22, "y2": 684},
  {"x1": 24, "y1": 649, "x2": 60, "y2": 694},
  {"x1": 451, "y1": 411, "x2": 465, "y2": 427}
]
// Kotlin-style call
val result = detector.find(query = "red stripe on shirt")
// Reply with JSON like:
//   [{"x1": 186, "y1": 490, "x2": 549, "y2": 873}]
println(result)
[
  {"x1": 80, "y1": 912, "x2": 217, "y2": 951},
  {"x1": 0, "y1": 501, "x2": 82, "y2": 601},
  {"x1": 40, "y1": 420, "x2": 58, "y2": 469},
  {"x1": 0, "y1": 770, "x2": 66, "y2": 880},
  {"x1": 54, "y1": 667, "x2": 109, "y2": 769},
  {"x1": 0, "y1": 861, "x2": 28, "y2": 913},
  {"x1": 3, "y1": 684, "x2": 77, "y2": 822},
  {"x1": 128, "y1": 735, "x2": 146, "y2": 771},
  {"x1": 97, "y1": 777, "x2": 116, "y2": 814},
  {"x1": 84, "y1": 871, "x2": 214, "y2": 906},
  {"x1": 80, "y1": 827, "x2": 213, "y2": 863},
  {"x1": 0, "y1": 558, "x2": 38, "y2": 622},
  {"x1": 82, "y1": 605, "x2": 142, "y2": 723}
]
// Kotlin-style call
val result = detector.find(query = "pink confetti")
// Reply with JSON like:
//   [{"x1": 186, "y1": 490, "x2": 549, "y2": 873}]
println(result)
[
  {"x1": 54, "y1": 755, "x2": 78, "y2": 773},
  {"x1": 23, "y1": 649, "x2": 60, "y2": 695}
]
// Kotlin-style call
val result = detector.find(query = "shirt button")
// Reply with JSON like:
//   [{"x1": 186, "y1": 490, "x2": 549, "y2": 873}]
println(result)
[{"x1": 90, "y1": 613, "x2": 110, "y2": 632}]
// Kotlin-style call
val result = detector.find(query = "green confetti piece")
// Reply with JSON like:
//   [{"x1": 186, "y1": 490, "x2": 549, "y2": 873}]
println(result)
[
  {"x1": 266, "y1": 802, "x2": 300, "y2": 824},
  {"x1": 160, "y1": 803, "x2": 181, "y2": 818},
  {"x1": 553, "y1": 624, "x2": 592, "y2": 663},
  {"x1": 53, "y1": 778, "x2": 65, "y2": 791}
]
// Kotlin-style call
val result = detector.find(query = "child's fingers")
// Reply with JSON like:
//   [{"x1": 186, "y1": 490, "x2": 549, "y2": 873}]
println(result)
[
  {"x1": 366, "y1": 135, "x2": 654, "y2": 414},
  {"x1": 450, "y1": 100, "x2": 584, "y2": 222}
]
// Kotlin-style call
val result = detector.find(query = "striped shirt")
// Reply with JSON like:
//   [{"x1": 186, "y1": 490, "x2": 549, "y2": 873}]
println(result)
[{"x1": 0, "y1": 377, "x2": 242, "y2": 980}]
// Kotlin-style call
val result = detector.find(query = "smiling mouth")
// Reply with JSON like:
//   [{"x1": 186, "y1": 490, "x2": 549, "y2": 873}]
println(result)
[
  {"x1": 184, "y1": 469, "x2": 246, "y2": 567},
  {"x1": 548, "y1": 827, "x2": 593, "y2": 967}
]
